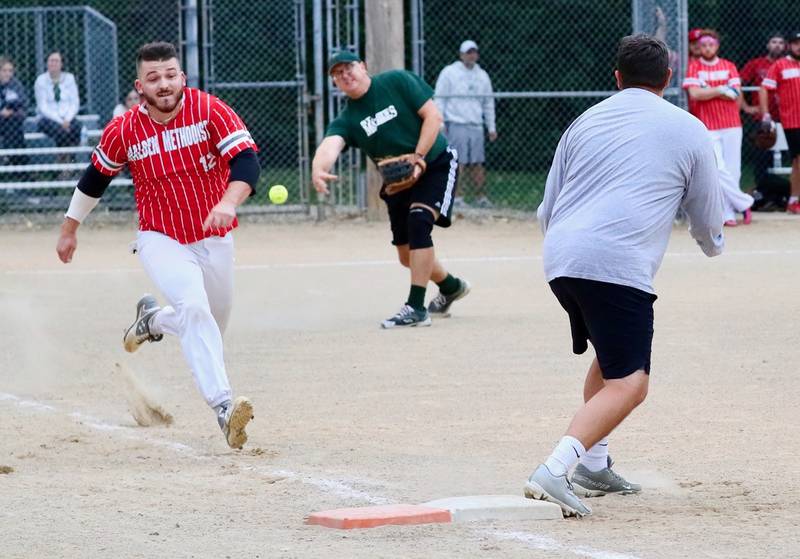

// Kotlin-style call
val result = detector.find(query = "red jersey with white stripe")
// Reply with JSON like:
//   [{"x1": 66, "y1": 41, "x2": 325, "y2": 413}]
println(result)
[
  {"x1": 762, "y1": 57, "x2": 800, "y2": 129},
  {"x1": 740, "y1": 55, "x2": 781, "y2": 120},
  {"x1": 682, "y1": 57, "x2": 742, "y2": 130},
  {"x1": 92, "y1": 87, "x2": 258, "y2": 244}
]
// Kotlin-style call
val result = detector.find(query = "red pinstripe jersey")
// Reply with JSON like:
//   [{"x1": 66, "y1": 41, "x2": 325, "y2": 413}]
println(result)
[
  {"x1": 682, "y1": 57, "x2": 742, "y2": 130},
  {"x1": 762, "y1": 57, "x2": 800, "y2": 129},
  {"x1": 92, "y1": 87, "x2": 258, "y2": 244}
]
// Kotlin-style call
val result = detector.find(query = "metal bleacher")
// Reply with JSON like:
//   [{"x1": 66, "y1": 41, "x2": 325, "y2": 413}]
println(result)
[{"x1": 0, "y1": 113, "x2": 133, "y2": 213}]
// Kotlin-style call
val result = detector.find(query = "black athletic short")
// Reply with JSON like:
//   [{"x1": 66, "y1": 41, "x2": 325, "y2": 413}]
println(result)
[
  {"x1": 380, "y1": 147, "x2": 459, "y2": 246},
  {"x1": 784, "y1": 127, "x2": 800, "y2": 159},
  {"x1": 549, "y1": 276, "x2": 657, "y2": 380}
]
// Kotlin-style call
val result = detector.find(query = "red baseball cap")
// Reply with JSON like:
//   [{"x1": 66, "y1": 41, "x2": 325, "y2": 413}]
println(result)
[{"x1": 688, "y1": 28, "x2": 704, "y2": 42}]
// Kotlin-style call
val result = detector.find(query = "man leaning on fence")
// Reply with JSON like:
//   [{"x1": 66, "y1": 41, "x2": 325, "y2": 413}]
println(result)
[
  {"x1": 0, "y1": 56, "x2": 28, "y2": 166},
  {"x1": 434, "y1": 40, "x2": 496, "y2": 209},
  {"x1": 34, "y1": 51, "x2": 82, "y2": 150}
]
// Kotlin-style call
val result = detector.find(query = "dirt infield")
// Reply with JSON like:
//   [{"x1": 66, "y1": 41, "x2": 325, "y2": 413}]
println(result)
[{"x1": 1, "y1": 217, "x2": 799, "y2": 558}]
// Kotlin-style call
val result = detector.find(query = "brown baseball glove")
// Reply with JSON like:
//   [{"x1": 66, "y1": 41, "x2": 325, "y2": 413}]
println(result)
[
  {"x1": 378, "y1": 153, "x2": 426, "y2": 195},
  {"x1": 753, "y1": 120, "x2": 777, "y2": 150}
]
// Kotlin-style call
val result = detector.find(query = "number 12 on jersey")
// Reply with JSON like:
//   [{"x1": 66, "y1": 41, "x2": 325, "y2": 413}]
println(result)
[{"x1": 199, "y1": 153, "x2": 217, "y2": 172}]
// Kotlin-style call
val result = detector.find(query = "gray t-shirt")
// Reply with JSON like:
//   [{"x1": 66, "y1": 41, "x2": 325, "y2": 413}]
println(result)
[{"x1": 537, "y1": 87, "x2": 724, "y2": 294}]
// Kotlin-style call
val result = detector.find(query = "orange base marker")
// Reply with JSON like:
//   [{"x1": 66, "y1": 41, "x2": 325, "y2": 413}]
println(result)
[{"x1": 306, "y1": 504, "x2": 452, "y2": 529}]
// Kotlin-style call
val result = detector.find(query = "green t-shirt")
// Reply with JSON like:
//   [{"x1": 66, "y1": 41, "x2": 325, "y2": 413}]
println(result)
[{"x1": 325, "y1": 70, "x2": 447, "y2": 163}]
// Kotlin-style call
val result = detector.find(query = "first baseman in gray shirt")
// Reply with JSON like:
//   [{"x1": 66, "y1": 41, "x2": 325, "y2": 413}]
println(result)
[{"x1": 524, "y1": 34, "x2": 725, "y2": 518}]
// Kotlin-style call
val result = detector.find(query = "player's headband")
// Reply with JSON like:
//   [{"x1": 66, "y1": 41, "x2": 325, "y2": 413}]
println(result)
[{"x1": 698, "y1": 36, "x2": 719, "y2": 46}]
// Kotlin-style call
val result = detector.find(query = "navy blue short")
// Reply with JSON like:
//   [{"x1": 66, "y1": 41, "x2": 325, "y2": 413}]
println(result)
[{"x1": 549, "y1": 276, "x2": 657, "y2": 380}]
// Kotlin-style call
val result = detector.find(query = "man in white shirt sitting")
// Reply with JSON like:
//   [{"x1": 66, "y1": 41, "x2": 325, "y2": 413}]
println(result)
[
  {"x1": 435, "y1": 40, "x2": 497, "y2": 208},
  {"x1": 34, "y1": 51, "x2": 81, "y2": 148}
]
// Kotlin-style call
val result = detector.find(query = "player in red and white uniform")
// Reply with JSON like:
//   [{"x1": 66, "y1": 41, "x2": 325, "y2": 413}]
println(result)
[
  {"x1": 683, "y1": 29, "x2": 753, "y2": 225},
  {"x1": 761, "y1": 32, "x2": 800, "y2": 213},
  {"x1": 56, "y1": 42, "x2": 260, "y2": 449},
  {"x1": 740, "y1": 32, "x2": 785, "y2": 187}
]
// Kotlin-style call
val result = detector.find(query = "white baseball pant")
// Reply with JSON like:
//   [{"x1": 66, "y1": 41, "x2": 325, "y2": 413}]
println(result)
[
  {"x1": 135, "y1": 230, "x2": 234, "y2": 408},
  {"x1": 709, "y1": 127, "x2": 753, "y2": 221}
]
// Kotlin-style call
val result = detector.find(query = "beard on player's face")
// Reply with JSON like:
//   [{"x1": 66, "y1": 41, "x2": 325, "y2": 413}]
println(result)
[
  {"x1": 700, "y1": 45, "x2": 718, "y2": 61},
  {"x1": 141, "y1": 85, "x2": 183, "y2": 113}
]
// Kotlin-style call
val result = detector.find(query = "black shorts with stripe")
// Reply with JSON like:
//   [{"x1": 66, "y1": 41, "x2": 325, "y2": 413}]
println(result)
[
  {"x1": 380, "y1": 146, "x2": 459, "y2": 246},
  {"x1": 549, "y1": 276, "x2": 657, "y2": 380}
]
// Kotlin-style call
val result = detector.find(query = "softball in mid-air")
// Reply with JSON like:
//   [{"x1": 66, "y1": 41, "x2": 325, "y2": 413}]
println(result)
[{"x1": 269, "y1": 184, "x2": 288, "y2": 204}]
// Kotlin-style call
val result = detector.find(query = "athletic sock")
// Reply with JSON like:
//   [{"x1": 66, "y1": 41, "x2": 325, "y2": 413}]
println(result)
[
  {"x1": 579, "y1": 437, "x2": 609, "y2": 472},
  {"x1": 436, "y1": 274, "x2": 461, "y2": 296},
  {"x1": 544, "y1": 435, "x2": 586, "y2": 477},
  {"x1": 406, "y1": 284, "x2": 427, "y2": 311}
]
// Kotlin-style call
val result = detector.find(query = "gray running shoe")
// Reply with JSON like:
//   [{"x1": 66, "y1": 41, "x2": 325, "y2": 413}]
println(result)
[
  {"x1": 427, "y1": 279, "x2": 471, "y2": 316},
  {"x1": 123, "y1": 294, "x2": 163, "y2": 353},
  {"x1": 380, "y1": 304, "x2": 431, "y2": 329},
  {"x1": 524, "y1": 463, "x2": 592, "y2": 518},
  {"x1": 571, "y1": 457, "x2": 641, "y2": 497},
  {"x1": 217, "y1": 396, "x2": 254, "y2": 449}
]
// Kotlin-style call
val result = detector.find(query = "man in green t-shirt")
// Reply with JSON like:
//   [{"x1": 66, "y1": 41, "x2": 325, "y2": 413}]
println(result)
[{"x1": 312, "y1": 52, "x2": 471, "y2": 328}]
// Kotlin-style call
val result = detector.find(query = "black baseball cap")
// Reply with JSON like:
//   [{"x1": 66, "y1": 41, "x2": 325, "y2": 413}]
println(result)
[
  {"x1": 328, "y1": 51, "x2": 362, "y2": 73},
  {"x1": 789, "y1": 31, "x2": 800, "y2": 43}
]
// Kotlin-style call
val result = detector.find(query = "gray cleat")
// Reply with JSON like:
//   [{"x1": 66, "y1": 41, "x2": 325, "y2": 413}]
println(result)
[
  {"x1": 216, "y1": 397, "x2": 254, "y2": 449},
  {"x1": 123, "y1": 294, "x2": 163, "y2": 353},
  {"x1": 427, "y1": 279, "x2": 471, "y2": 316},
  {"x1": 571, "y1": 457, "x2": 642, "y2": 497},
  {"x1": 381, "y1": 304, "x2": 432, "y2": 329},
  {"x1": 524, "y1": 464, "x2": 592, "y2": 518}
]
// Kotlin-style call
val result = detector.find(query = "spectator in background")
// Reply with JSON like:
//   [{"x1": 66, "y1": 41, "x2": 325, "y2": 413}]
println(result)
[
  {"x1": 761, "y1": 31, "x2": 800, "y2": 214},
  {"x1": 34, "y1": 51, "x2": 81, "y2": 148},
  {"x1": 434, "y1": 40, "x2": 497, "y2": 208},
  {"x1": 741, "y1": 33, "x2": 785, "y2": 188},
  {"x1": 683, "y1": 29, "x2": 753, "y2": 226},
  {"x1": 113, "y1": 89, "x2": 139, "y2": 118},
  {"x1": 0, "y1": 56, "x2": 28, "y2": 165},
  {"x1": 685, "y1": 28, "x2": 707, "y2": 118}
]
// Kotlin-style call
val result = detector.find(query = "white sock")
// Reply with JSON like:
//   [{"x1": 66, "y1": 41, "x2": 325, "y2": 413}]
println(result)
[
  {"x1": 580, "y1": 437, "x2": 609, "y2": 472},
  {"x1": 544, "y1": 436, "x2": 586, "y2": 477}
]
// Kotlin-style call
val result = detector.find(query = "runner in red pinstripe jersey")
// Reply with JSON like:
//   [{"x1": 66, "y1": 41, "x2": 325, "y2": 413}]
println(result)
[
  {"x1": 682, "y1": 30, "x2": 753, "y2": 225},
  {"x1": 93, "y1": 84, "x2": 256, "y2": 243},
  {"x1": 56, "y1": 42, "x2": 261, "y2": 448}
]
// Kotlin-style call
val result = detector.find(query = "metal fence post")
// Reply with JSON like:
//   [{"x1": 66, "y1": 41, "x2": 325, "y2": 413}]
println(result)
[{"x1": 182, "y1": 0, "x2": 200, "y2": 88}]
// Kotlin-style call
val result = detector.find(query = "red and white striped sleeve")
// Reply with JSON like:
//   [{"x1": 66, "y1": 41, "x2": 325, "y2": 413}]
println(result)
[
  {"x1": 91, "y1": 116, "x2": 127, "y2": 176},
  {"x1": 761, "y1": 61, "x2": 781, "y2": 90},
  {"x1": 207, "y1": 97, "x2": 258, "y2": 163},
  {"x1": 682, "y1": 61, "x2": 701, "y2": 89}
]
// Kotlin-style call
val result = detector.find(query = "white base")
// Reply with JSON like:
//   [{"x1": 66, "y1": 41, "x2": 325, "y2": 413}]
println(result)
[{"x1": 422, "y1": 495, "x2": 563, "y2": 522}]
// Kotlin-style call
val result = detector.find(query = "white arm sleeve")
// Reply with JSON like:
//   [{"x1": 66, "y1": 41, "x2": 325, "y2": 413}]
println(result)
[
  {"x1": 65, "y1": 188, "x2": 100, "y2": 223},
  {"x1": 536, "y1": 129, "x2": 569, "y2": 233}
]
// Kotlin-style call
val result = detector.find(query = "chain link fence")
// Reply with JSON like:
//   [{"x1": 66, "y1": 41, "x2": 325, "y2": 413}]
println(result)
[
  {"x1": 413, "y1": 0, "x2": 633, "y2": 211},
  {"x1": 0, "y1": 1, "x2": 179, "y2": 215},
  {"x1": 2, "y1": 1, "x2": 799, "y2": 218}
]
